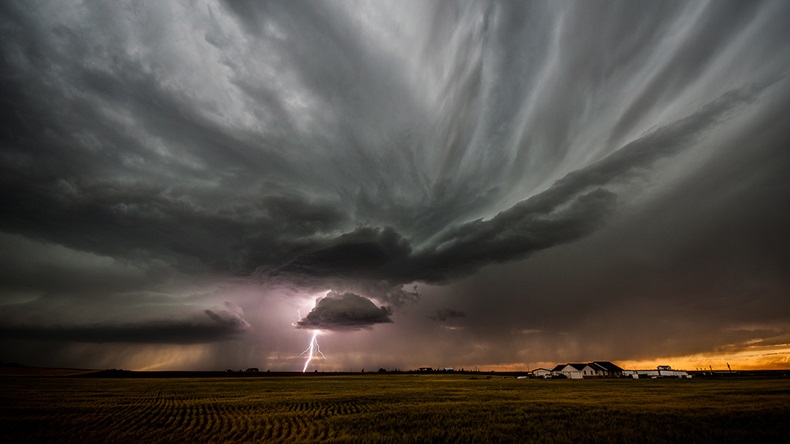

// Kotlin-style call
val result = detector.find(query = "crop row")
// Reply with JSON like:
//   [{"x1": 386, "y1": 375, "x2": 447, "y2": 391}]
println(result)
[
  {"x1": 1, "y1": 380, "x2": 381, "y2": 443},
  {"x1": 2, "y1": 376, "x2": 789, "y2": 443}
]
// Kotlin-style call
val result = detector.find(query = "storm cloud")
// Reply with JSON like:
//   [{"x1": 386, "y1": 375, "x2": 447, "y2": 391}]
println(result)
[
  {"x1": 0, "y1": 302, "x2": 250, "y2": 344},
  {"x1": 296, "y1": 292, "x2": 393, "y2": 331},
  {"x1": 1, "y1": 0, "x2": 789, "y2": 371}
]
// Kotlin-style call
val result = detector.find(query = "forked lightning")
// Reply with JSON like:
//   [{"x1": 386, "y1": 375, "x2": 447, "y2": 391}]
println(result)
[{"x1": 301, "y1": 330, "x2": 325, "y2": 372}]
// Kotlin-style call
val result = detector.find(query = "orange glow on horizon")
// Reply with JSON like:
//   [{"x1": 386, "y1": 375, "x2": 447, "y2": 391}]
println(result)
[
  {"x1": 617, "y1": 347, "x2": 790, "y2": 371},
  {"x1": 473, "y1": 346, "x2": 790, "y2": 373}
]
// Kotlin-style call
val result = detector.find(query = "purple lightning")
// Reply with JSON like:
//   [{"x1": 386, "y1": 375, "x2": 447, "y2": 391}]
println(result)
[{"x1": 301, "y1": 330, "x2": 325, "y2": 372}]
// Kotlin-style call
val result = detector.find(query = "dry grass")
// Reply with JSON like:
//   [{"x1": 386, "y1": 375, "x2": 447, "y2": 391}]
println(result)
[{"x1": 1, "y1": 375, "x2": 789, "y2": 443}]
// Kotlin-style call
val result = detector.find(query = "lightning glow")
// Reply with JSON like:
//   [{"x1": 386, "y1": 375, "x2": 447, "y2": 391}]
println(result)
[{"x1": 301, "y1": 330, "x2": 325, "y2": 373}]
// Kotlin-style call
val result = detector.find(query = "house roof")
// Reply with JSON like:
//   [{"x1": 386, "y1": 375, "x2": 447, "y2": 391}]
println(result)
[
  {"x1": 550, "y1": 361, "x2": 625, "y2": 375},
  {"x1": 564, "y1": 363, "x2": 590, "y2": 371},
  {"x1": 592, "y1": 361, "x2": 624, "y2": 372}
]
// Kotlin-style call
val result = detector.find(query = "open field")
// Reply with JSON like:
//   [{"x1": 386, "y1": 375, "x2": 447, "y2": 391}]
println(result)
[{"x1": 1, "y1": 374, "x2": 789, "y2": 443}]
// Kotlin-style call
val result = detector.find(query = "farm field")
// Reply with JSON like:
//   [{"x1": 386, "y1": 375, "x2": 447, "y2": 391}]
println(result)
[{"x1": 1, "y1": 374, "x2": 789, "y2": 443}]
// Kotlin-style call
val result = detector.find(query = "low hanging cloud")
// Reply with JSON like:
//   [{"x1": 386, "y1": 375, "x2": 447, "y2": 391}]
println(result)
[
  {"x1": 296, "y1": 292, "x2": 393, "y2": 331},
  {"x1": 0, "y1": 302, "x2": 251, "y2": 344}
]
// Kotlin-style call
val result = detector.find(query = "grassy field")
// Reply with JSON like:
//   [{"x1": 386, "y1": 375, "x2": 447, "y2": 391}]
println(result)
[{"x1": 1, "y1": 374, "x2": 789, "y2": 443}]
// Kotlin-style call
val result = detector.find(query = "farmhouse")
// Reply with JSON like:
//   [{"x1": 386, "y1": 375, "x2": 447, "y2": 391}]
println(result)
[
  {"x1": 551, "y1": 361, "x2": 625, "y2": 379},
  {"x1": 546, "y1": 361, "x2": 691, "y2": 379},
  {"x1": 554, "y1": 363, "x2": 596, "y2": 379}
]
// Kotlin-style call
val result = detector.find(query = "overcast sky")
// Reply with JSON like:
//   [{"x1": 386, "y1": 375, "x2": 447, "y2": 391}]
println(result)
[{"x1": 1, "y1": 0, "x2": 789, "y2": 372}]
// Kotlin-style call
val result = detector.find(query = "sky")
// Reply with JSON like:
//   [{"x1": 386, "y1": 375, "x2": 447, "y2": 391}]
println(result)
[{"x1": 1, "y1": 0, "x2": 789, "y2": 372}]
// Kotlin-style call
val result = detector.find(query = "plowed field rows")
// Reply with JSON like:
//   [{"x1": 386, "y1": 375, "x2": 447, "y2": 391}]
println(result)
[{"x1": 1, "y1": 375, "x2": 789, "y2": 443}]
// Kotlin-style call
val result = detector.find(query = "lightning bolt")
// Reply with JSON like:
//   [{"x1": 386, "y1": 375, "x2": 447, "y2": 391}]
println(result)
[{"x1": 301, "y1": 330, "x2": 325, "y2": 372}]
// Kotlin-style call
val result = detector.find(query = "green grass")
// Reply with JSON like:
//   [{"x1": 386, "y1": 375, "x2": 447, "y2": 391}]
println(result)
[{"x1": 1, "y1": 375, "x2": 788, "y2": 443}]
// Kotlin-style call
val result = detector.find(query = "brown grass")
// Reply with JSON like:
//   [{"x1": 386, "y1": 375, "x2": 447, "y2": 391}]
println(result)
[{"x1": 1, "y1": 375, "x2": 788, "y2": 443}]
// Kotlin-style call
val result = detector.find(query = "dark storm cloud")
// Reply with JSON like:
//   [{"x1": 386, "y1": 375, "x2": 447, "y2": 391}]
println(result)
[
  {"x1": 0, "y1": 304, "x2": 250, "y2": 344},
  {"x1": 1, "y1": 0, "x2": 782, "y2": 297},
  {"x1": 296, "y1": 292, "x2": 393, "y2": 331},
  {"x1": 263, "y1": 79, "x2": 774, "y2": 286}
]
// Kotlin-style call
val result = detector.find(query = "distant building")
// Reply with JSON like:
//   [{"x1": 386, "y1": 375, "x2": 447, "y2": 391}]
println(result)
[
  {"x1": 556, "y1": 363, "x2": 596, "y2": 379},
  {"x1": 623, "y1": 365, "x2": 692, "y2": 379},
  {"x1": 532, "y1": 368, "x2": 553, "y2": 378},
  {"x1": 592, "y1": 361, "x2": 624, "y2": 377},
  {"x1": 551, "y1": 361, "x2": 624, "y2": 379},
  {"x1": 548, "y1": 361, "x2": 691, "y2": 379}
]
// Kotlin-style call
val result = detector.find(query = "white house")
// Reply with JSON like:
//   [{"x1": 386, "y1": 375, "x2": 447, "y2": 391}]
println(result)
[
  {"x1": 532, "y1": 368, "x2": 553, "y2": 378},
  {"x1": 551, "y1": 361, "x2": 625, "y2": 379},
  {"x1": 555, "y1": 363, "x2": 599, "y2": 379}
]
